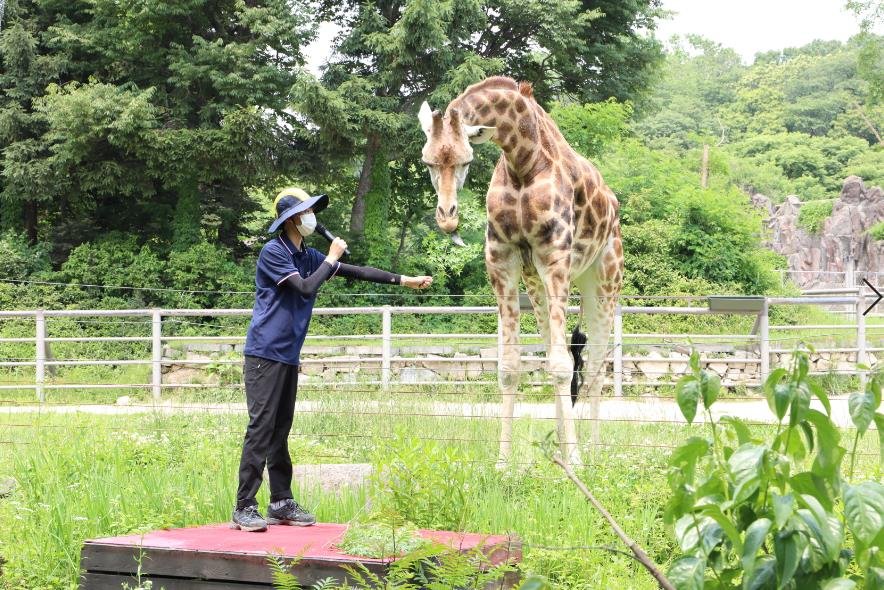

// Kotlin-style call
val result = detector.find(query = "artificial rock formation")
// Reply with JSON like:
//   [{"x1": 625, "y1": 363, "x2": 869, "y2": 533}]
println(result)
[{"x1": 752, "y1": 176, "x2": 884, "y2": 289}]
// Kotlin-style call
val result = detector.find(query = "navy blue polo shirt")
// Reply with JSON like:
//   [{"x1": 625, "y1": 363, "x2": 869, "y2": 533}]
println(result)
[{"x1": 244, "y1": 235, "x2": 339, "y2": 365}]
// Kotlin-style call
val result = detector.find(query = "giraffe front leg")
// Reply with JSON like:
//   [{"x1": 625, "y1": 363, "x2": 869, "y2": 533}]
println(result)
[
  {"x1": 575, "y1": 230, "x2": 623, "y2": 450},
  {"x1": 536, "y1": 252, "x2": 581, "y2": 468},
  {"x1": 523, "y1": 270, "x2": 550, "y2": 349},
  {"x1": 487, "y1": 245, "x2": 521, "y2": 468}
]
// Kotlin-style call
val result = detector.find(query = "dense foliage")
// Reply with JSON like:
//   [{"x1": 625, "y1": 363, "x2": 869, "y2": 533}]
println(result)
[
  {"x1": 667, "y1": 351, "x2": 883, "y2": 589},
  {"x1": 636, "y1": 34, "x2": 884, "y2": 202},
  {"x1": 0, "y1": 2, "x2": 879, "y2": 317}
]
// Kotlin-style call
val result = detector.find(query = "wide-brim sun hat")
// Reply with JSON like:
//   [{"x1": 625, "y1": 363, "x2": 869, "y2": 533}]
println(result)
[{"x1": 268, "y1": 187, "x2": 329, "y2": 233}]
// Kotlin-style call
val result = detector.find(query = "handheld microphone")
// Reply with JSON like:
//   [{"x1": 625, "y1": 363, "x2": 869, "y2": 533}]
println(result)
[{"x1": 315, "y1": 222, "x2": 350, "y2": 257}]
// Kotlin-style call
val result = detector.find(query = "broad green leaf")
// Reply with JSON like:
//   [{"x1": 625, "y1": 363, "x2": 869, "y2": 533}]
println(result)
[
  {"x1": 790, "y1": 472, "x2": 836, "y2": 512},
  {"x1": 850, "y1": 390, "x2": 877, "y2": 435},
  {"x1": 699, "y1": 520, "x2": 725, "y2": 556},
  {"x1": 721, "y1": 416, "x2": 752, "y2": 445},
  {"x1": 772, "y1": 382, "x2": 793, "y2": 422},
  {"x1": 798, "y1": 494, "x2": 843, "y2": 562},
  {"x1": 844, "y1": 482, "x2": 884, "y2": 548},
  {"x1": 701, "y1": 504, "x2": 743, "y2": 553},
  {"x1": 701, "y1": 370, "x2": 720, "y2": 409},
  {"x1": 774, "y1": 530, "x2": 801, "y2": 589},
  {"x1": 806, "y1": 378, "x2": 831, "y2": 416},
  {"x1": 764, "y1": 368, "x2": 788, "y2": 415},
  {"x1": 820, "y1": 578, "x2": 856, "y2": 590},
  {"x1": 677, "y1": 375, "x2": 701, "y2": 424},
  {"x1": 675, "y1": 514, "x2": 702, "y2": 553},
  {"x1": 812, "y1": 444, "x2": 846, "y2": 480},
  {"x1": 871, "y1": 374, "x2": 883, "y2": 408},
  {"x1": 728, "y1": 444, "x2": 765, "y2": 504},
  {"x1": 789, "y1": 386, "x2": 811, "y2": 427},
  {"x1": 803, "y1": 409, "x2": 843, "y2": 478},
  {"x1": 743, "y1": 555, "x2": 776, "y2": 590},
  {"x1": 668, "y1": 556, "x2": 704, "y2": 590},
  {"x1": 675, "y1": 515, "x2": 724, "y2": 556},
  {"x1": 876, "y1": 413, "x2": 884, "y2": 467},
  {"x1": 741, "y1": 518, "x2": 772, "y2": 575},
  {"x1": 799, "y1": 421, "x2": 815, "y2": 454},
  {"x1": 690, "y1": 350, "x2": 700, "y2": 373},
  {"x1": 784, "y1": 427, "x2": 807, "y2": 461},
  {"x1": 797, "y1": 352, "x2": 810, "y2": 381},
  {"x1": 670, "y1": 437, "x2": 711, "y2": 477},
  {"x1": 773, "y1": 493, "x2": 793, "y2": 529}
]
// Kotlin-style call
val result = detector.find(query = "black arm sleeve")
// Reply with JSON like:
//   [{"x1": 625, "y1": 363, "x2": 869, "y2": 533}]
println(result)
[
  {"x1": 280, "y1": 261, "x2": 335, "y2": 296},
  {"x1": 335, "y1": 262, "x2": 401, "y2": 285}
]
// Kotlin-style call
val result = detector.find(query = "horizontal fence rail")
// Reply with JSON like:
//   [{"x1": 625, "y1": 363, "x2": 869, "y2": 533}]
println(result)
[{"x1": 0, "y1": 292, "x2": 881, "y2": 402}]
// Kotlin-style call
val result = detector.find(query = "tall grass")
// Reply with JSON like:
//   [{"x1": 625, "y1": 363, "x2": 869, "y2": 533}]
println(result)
[{"x1": 0, "y1": 402, "x2": 878, "y2": 589}]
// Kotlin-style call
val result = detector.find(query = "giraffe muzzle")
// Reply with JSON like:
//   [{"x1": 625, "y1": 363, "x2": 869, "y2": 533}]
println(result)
[{"x1": 435, "y1": 204, "x2": 460, "y2": 234}]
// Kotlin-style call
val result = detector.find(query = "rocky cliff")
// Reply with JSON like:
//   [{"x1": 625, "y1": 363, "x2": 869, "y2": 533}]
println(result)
[{"x1": 752, "y1": 176, "x2": 884, "y2": 289}]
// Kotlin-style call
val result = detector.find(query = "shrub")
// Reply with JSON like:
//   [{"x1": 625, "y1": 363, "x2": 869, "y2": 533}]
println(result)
[
  {"x1": 869, "y1": 221, "x2": 884, "y2": 242},
  {"x1": 666, "y1": 350, "x2": 883, "y2": 588},
  {"x1": 797, "y1": 199, "x2": 834, "y2": 234},
  {"x1": 163, "y1": 241, "x2": 254, "y2": 309},
  {"x1": 368, "y1": 432, "x2": 475, "y2": 531},
  {"x1": 550, "y1": 99, "x2": 633, "y2": 159},
  {"x1": 0, "y1": 231, "x2": 51, "y2": 278},
  {"x1": 57, "y1": 233, "x2": 165, "y2": 304}
]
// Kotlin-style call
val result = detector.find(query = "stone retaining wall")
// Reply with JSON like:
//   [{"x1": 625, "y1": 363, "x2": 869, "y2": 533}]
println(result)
[{"x1": 161, "y1": 343, "x2": 872, "y2": 387}]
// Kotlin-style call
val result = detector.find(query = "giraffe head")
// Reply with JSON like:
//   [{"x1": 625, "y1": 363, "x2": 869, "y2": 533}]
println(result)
[{"x1": 418, "y1": 101, "x2": 495, "y2": 243}]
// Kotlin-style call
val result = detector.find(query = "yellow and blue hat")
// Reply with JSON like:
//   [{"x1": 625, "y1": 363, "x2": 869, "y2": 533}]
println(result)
[{"x1": 268, "y1": 187, "x2": 329, "y2": 233}]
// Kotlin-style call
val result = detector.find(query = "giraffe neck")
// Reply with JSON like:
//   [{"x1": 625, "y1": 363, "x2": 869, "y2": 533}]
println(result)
[{"x1": 449, "y1": 88, "x2": 559, "y2": 183}]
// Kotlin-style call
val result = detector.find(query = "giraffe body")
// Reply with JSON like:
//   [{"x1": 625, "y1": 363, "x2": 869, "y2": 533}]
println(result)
[{"x1": 418, "y1": 77, "x2": 623, "y2": 466}]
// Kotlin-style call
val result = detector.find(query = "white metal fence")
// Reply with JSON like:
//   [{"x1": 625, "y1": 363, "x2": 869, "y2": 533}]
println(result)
[{"x1": 1, "y1": 291, "x2": 881, "y2": 402}]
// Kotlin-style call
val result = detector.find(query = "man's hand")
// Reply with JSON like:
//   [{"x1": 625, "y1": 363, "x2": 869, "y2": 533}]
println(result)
[
  {"x1": 325, "y1": 237, "x2": 348, "y2": 263},
  {"x1": 401, "y1": 275, "x2": 433, "y2": 289}
]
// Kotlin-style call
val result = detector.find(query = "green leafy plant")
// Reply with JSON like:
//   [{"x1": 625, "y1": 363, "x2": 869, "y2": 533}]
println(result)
[
  {"x1": 666, "y1": 349, "x2": 883, "y2": 589},
  {"x1": 369, "y1": 432, "x2": 475, "y2": 531},
  {"x1": 339, "y1": 520, "x2": 428, "y2": 558},
  {"x1": 797, "y1": 199, "x2": 835, "y2": 234},
  {"x1": 268, "y1": 543, "x2": 519, "y2": 590},
  {"x1": 869, "y1": 221, "x2": 884, "y2": 242}
]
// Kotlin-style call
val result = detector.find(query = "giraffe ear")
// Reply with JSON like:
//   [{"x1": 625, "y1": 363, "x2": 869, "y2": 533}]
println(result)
[
  {"x1": 464, "y1": 124, "x2": 495, "y2": 144},
  {"x1": 418, "y1": 101, "x2": 434, "y2": 136}
]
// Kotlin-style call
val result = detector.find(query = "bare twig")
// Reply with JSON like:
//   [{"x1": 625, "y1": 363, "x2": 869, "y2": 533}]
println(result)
[{"x1": 551, "y1": 455, "x2": 675, "y2": 590}]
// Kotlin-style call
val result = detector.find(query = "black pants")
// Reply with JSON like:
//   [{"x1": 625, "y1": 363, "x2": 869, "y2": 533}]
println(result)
[{"x1": 236, "y1": 355, "x2": 299, "y2": 509}]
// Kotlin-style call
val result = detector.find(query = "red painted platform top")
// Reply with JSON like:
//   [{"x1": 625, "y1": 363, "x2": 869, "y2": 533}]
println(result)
[{"x1": 86, "y1": 523, "x2": 520, "y2": 564}]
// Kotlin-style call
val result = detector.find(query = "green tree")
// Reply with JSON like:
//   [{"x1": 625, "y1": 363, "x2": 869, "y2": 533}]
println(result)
[
  {"x1": 293, "y1": 0, "x2": 663, "y2": 257},
  {"x1": 0, "y1": 0, "x2": 314, "y2": 255}
]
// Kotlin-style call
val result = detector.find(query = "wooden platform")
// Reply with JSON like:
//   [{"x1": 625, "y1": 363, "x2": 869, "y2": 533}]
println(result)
[{"x1": 80, "y1": 522, "x2": 521, "y2": 589}]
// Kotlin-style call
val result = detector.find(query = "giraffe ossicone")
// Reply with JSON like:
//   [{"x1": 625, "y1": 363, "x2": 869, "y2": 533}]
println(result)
[{"x1": 418, "y1": 77, "x2": 624, "y2": 468}]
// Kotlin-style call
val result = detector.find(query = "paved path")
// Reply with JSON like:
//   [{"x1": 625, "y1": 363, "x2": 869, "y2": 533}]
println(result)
[{"x1": 2, "y1": 397, "x2": 860, "y2": 428}]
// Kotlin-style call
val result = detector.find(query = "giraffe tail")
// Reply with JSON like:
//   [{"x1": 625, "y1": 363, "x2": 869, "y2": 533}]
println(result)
[{"x1": 569, "y1": 326, "x2": 587, "y2": 406}]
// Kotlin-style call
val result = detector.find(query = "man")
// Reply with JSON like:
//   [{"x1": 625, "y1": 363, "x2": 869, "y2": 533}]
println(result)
[{"x1": 232, "y1": 187, "x2": 432, "y2": 532}]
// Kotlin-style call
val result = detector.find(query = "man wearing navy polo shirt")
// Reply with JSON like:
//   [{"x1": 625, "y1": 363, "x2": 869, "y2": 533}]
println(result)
[{"x1": 232, "y1": 187, "x2": 432, "y2": 532}]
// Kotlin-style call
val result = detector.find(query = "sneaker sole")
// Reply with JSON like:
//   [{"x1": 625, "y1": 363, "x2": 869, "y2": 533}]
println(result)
[
  {"x1": 266, "y1": 517, "x2": 316, "y2": 527},
  {"x1": 229, "y1": 521, "x2": 267, "y2": 532}
]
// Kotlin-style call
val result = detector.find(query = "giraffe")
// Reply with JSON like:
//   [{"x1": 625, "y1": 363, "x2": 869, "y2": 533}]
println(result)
[{"x1": 418, "y1": 77, "x2": 623, "y2": 467}]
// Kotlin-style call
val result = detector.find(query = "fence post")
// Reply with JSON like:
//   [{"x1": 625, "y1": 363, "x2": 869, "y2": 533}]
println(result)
[
  {"x1": 381, "y1": 307, "x2": 392, "y2": 391},
  {"x1": 151, "y1": 309, "x2": 162, "y2": 400},
  {"x1": 759, "y1": 299, "x2": 770, "y2": 386},
  {"x1": 35, "y1": 310, "x2": 45, "y2": 402},
  {"x1": 613, "y1": 305, "x2": 623, "y2": 397},
  {"x1": 857, "y1": 291, "x2": 867, "y2": 390}
]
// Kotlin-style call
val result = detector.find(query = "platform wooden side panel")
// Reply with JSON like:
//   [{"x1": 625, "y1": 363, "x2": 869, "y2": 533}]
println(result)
[
  {"x1": 81, "y1": 572, "x2": 271, "y2": 590},
  {"x1": 81, "y1": 543, "x2": 388, "y2": 587}
]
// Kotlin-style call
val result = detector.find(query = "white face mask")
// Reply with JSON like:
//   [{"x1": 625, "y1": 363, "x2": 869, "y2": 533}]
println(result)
[{"x1": 296, "y1": 212, "x2": 317, "y2": 236}]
